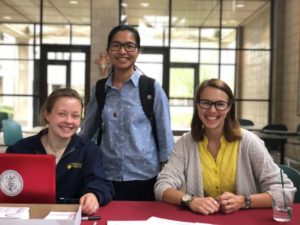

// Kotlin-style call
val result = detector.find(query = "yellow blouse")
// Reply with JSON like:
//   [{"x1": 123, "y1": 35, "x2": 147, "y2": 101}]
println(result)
[{"x1": 198, "y1": 136, "x2": 240, "y2": 197}]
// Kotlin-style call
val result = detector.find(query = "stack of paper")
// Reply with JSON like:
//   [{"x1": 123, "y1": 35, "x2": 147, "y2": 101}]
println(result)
[
  {"x1": 44, "y1": 211, "x2": 77, "y2": 220},
  {"x1": 0, "y1": 207, "x2": 30, "y2": 219},
  {"x1": 108, "y1": 216, "x2": 215, "y2": 225}
]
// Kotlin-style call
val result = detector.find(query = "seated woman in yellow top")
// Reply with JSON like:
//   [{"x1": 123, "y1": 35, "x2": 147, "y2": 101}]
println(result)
[{"x1": 154, "y1": 78, "x2": 294, "y2": 215}]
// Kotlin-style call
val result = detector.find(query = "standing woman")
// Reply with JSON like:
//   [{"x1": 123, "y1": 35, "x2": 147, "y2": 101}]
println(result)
[
  {"x1": 80, "y1": 24, "x2": 174, "y2": 200},
  {"x1": 6, "y1": 88, "x2": 114, "y2": 215},
  {"x1": 155, "y1": 79, "x2": 294, "y2": 214}
]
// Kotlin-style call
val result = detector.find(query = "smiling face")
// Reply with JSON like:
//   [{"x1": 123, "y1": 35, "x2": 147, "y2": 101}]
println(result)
[
  {"x1": 108, "y1": 30, "x2": 139, "y2": 73},
  {"x1": 44, "y1": 97, "x2": 82, "y2": 140},
  {"x1": 197, "y1": 87, "x2": 231, "y2": 131}
]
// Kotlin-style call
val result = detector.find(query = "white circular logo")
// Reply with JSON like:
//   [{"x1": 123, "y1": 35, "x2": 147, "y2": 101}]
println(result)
[{"x1": 0, "y1": 170, "x2": 23, "y2": 196}]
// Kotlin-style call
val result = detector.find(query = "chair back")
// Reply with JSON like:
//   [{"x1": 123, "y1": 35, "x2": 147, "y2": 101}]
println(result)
[
  {"x1": 262, "y1": 124, "x2": 287, "y2": 131},
  {"x1": 2, "y1": 119, "x2": 23, "y2": 146},
  {"x1": 238, "y1": 119, "x2": 254, "y2": 126},
  {"x1": 0, "y1": 112, "x2": 9, "y2": 131},
  {"x1": 296, "y1": 124, "x2": 300, "y2": 134},
  {"x1": 262, "y1": 124, "x2": 288, "y2": 163},
  {"x1": 278, "y1": 164, "x2": 300, "y2": 203}
]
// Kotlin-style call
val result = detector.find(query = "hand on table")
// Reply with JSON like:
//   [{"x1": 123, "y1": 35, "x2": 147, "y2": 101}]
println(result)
[
  {"x1": 215, "y1": 192, "x2": 245, "y2": 214},
  {"x1": 80, "y1": 193, "x2": 99, "y2": 215},
  {"x1": 189, "y1": 196, "x2": 220, "y2": 215}
]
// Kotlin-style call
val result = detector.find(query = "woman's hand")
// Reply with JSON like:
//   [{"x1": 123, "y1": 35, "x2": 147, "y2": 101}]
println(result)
[
  {"x1": 215, "y1": 192, "x2": 245, "y2": 214},
  {"x1": 80, "y1": 193, "x2": 99, "y2": 215},
  {"x1": 189, "y1": 197, "x2": 220, "y2": 215}
]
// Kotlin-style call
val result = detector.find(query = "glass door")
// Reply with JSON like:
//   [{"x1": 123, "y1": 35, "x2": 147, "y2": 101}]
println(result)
[
  {"x1": 135, "y1": 47, "x2": 169, "y2": 97},
  {"x1": 46, "y1": 61, "x2": 69, "y2": 94},
  {"x1": 39, "y1": 45, "x2": 90, "y2": 107},
  {"x1": 169, "y1": 63, "x2": 198, "y2": 131}
]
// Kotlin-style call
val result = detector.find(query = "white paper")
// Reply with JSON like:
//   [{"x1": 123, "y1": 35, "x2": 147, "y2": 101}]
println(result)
[
  {"x1": 108, "y1": 217, "x2": 216, "y2": 225},
  {"x1": 148, "y1": 217, "x2": 215, "y2": 225},
  {"x1": 0, "y1": 207, "x2": 30, "y2": 219},
  {"x1": 44, "y1": 211, "x2": 76, "y2": 220}
]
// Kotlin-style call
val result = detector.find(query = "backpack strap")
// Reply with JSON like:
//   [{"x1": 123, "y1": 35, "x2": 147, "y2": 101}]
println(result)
[
  {"x1": 95, "y1": 77, "x2": 108, "y2": 145},
  {"x1": 139, "y1": 75, "x2": 159, "y2": 151}
]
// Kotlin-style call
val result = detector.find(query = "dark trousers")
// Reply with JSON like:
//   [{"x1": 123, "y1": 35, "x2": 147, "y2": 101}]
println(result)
[{"x1": 112, "y1": 176, "x2": 156, "y2": 201}]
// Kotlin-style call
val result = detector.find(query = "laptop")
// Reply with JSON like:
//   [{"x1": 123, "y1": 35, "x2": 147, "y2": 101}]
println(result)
[{"x1": 0, "y1": 153, "x2": 56, "y2": 203}]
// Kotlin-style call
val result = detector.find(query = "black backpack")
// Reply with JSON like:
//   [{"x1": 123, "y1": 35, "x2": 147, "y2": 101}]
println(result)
[{"x1": 95, "y1": 75, "x2": 159, "y2": 149}]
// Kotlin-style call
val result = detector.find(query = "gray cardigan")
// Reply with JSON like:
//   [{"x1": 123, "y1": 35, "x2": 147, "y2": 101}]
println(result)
[{"x1": 154, "y1": 129, "x2": 293, "y2": 200}]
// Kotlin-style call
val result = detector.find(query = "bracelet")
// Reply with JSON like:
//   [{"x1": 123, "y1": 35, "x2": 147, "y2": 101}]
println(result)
[{"x1": 244, "y1": 194, "x2": 251, "y2": 209}]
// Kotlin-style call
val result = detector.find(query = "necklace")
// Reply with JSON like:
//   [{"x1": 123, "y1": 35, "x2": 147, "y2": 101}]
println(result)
[{"x1": 42, "y1": 135, "x2": 66, "y2": 164}]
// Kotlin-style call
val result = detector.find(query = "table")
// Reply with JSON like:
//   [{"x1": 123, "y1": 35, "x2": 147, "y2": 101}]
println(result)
[
  {"x1": 254, "y1": 131, "x2": 287, "y2": 164},
  {"x1": 82, "y1": 201, "x2": 300, "y2": 225},
  {"x1": 261, "y1": 129, "x2": 300, "y2": 136},
  {"x1": 286, "y1": 137, "x2": 300, "y2": 166},
  {"x1": 241, "y1": 125, "x2": 262, "y2": 132}
]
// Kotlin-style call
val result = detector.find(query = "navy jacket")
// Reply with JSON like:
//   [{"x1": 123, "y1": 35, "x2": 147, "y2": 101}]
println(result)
[{"x1": 6, "y1": 129, "x2": 114, "y2": 205}]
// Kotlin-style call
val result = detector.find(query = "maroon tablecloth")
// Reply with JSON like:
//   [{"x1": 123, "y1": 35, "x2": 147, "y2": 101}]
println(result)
[{"x1": 82, "y1": 201, "x2": 300, "y2": 225}]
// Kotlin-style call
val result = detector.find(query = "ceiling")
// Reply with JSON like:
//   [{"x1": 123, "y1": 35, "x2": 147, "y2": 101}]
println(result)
[
  {"x1": 0, "y1": 0, "x2": 270, "y2": 25},
  {"x1": 124, "y1": 0, "x2": 270, "y2": 27},
  {"x1": 0, "y1": 0, "x2": 90, "y2": 24},
  {"x1": 0, "y1": 0, "x2": 270, "y2": 39}
]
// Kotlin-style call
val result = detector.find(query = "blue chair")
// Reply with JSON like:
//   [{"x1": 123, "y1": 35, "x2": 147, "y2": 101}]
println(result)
[
  {"x1": 279, "y1": 164, "x2": 300, "y2": 203},
  {"x1": 2, "y1": 119, "x2": 23, "y2": 146}
]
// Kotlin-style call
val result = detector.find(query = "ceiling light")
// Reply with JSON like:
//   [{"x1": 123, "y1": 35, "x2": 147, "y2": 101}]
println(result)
[
  {"x1": 236, "y1": 3, "x2": 244, "y2": 8},
  {"x1": 121, "y1": 3, "x2": 128, "y2": 7},
  {"x1": 140, "y1": 2, "x2": 149, "y2": 7},
  {"x1": 69, "y1": 0, "x2": 78, "y2": 4},
  {"x1": 228, "y1": 20, "x2": 237, "y2": 24},
  {"x1": 232, "y1": 0, "x2": 245, "y2": 10},
  {"x1": 3, "y1": 16, "x2": 11, "y2": 20}
]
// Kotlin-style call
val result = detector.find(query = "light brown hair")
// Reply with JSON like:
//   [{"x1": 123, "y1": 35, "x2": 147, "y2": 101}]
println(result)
[
  {"x1": 191, "y1": 79, "x2": 241, "y2": 142},
  {"x1": 40, "y1": 88, "x2": 83, "y2": 125}
]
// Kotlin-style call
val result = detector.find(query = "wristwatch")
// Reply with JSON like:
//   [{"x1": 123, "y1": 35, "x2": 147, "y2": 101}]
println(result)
[
  {"x1": 180, "y1": 194, "x2": 195, "y2": 209},
  {"x1": 244, "y1": 195, "x2": 251, "y2": 209}
]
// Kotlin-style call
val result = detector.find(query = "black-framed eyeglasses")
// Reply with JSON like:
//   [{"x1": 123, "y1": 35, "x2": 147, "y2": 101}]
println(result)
[
  {"x1": 197, "y1": 99, "x2": 232, "y2": 111},
  {"x1": 109, "y1": 42, "x2": 138, "y2": 52}
]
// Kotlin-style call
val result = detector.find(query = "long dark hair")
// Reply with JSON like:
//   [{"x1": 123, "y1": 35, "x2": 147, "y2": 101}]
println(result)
[
  {"x1": 106, "y1": 24, "x2": 141, "y2": 52},
  {"x1": 191, "y1": 79, "x2": 241, "y2": 142}
]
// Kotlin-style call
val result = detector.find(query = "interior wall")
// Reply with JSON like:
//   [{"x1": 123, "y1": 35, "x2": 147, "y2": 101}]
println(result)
[
  {"x1": 238, "y1": 6, "x2": 270, "y2": 128},
  {"x1": 281, "y1": 0, "x2": 300, "y2": 130},
  {"x1": 239, "y1": 0, "x2": 300, "y2": 130},
  {"x1": 272, "y1": 0, "x2": 285, "y2": 125},
  {"x1": 90, "y1": 0, "x2": 119, "y2": 87},
  {"x1": 274, "y1": 0, "x2": 300, "y2": 166}
]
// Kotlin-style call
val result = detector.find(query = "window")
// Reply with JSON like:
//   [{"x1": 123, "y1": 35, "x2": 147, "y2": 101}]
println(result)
[{"x1": 122, "y1": 0, "x2": 272, "y2": 130}]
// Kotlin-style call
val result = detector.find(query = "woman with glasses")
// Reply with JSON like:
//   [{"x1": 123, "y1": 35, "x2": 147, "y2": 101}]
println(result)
[
  {"x1": 80, "y1": 24, "x2": 174, "y2": 200},
  {"x1": 154, "y1": 79, "x2": 294, "y2": 214}
]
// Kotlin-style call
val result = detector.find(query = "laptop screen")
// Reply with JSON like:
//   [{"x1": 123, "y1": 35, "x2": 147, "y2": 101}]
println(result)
[{"x1": 0, "y1": 153, "x2": 56, "y2": 203}]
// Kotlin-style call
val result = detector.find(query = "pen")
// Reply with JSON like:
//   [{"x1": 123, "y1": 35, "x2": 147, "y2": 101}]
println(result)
[
  {"x1": 58, "y1": 197, "x2": 79, "y2": 204},
  {"x1": 81, "y1": 216, "x2": 101, "y2": 221}
]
